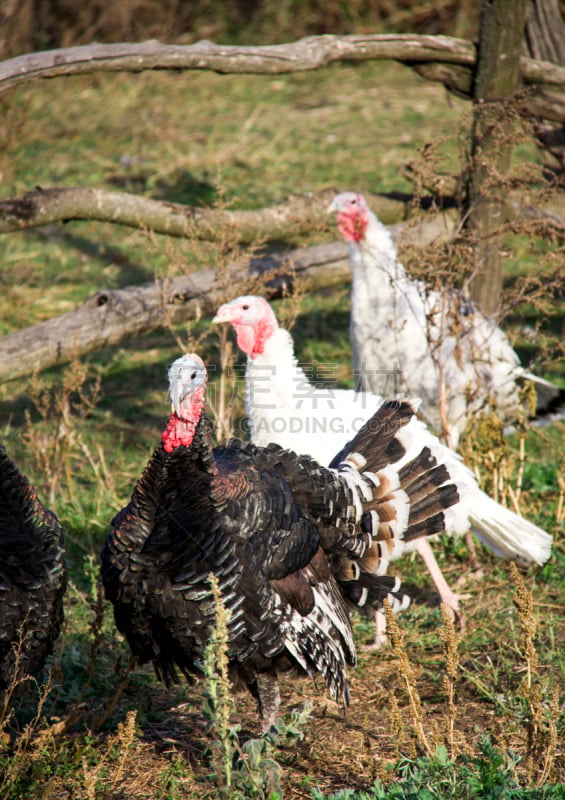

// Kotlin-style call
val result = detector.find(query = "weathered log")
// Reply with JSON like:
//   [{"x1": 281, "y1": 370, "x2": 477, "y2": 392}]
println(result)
[
  {"x1": 412, "y1": 58, "x2": 565, "y2": 122},
  {"x1": 0, "y1": 187, "x2": 405, "y2": 240},
  {"x1": 526, "y1": 0, "x2": 565, "y2": 68},
  {"x1": 2, "y1": 34, "x2": 565, "y2": 88},
  {"x1": 3, "y1": 183, "x2": 564, "y2": 244},
  {"x1": 526, "y1": 0, "x2": 565, "y2": 167},
  {"x1": 0, "y1": 248, "x2": 346, "y2": 384},
  {"x1": 0, "y1": 35, "x2": 478, "y2": 93},
  {"x1": 410, "y1": 62, "x2": 473, "y2": 97},
  {"x1": 1, "y1": 35, "x2": 565, "y2": 123},
  {"x1": 0, "y1": 211, "x2": 458, "y2": 383}
]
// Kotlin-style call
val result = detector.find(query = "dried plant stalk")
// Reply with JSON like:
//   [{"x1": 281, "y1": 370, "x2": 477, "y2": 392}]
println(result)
[
  {"x1": 510, "y1": 561, "x2": 560, "y2": 785},
  {"x1": 203, "y1": 572, "x2": 237, "y2": 794},
  {"x1": 383, "y1": 599, "x2": 432, "y2": 756},
  {"x1": 440, "y1": 603, "x2": 462, "y2": 758},
  {"x1": 22, "y1": 358, "x2": 102, "y2": 505},
  {"x1": 556, "y1": 472, "x2": 565, "y2": 524},
  {"x1": 82, "y1": 709, "x2": 137, "y2": 800}
]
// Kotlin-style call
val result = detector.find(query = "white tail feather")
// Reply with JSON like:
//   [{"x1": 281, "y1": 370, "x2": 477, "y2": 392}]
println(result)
[{"x1": 469, "y1": 494, "x2": 552, "y2": 565}]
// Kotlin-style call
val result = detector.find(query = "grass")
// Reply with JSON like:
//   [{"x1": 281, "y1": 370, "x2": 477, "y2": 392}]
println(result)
[
  {"x1": 311, "y1": 739, "x2": 565, "y2": 798},
  {"x1": 1, "y1": 61, "x2": 468, "y2": 324},
  {"x1": 0, "y1": 47, "x2": 564, "y2": 798}
]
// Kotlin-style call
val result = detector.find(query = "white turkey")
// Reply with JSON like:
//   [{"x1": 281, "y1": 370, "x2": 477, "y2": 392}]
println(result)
[
  {"x1": 213, "y1": 295, "x2": 552, "y2": 644},
  {"x1": 0, "y1": 444, "x2": 67, "y2": 694},
  {"x1": 101, "y1": 353, "x2": 465, "y2": 731},
  {"x1": 328, "y1": 190, "x2": 564, "y2": 448}
]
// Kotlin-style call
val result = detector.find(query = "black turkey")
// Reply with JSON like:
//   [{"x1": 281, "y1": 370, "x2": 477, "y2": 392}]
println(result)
[
  {"x1": 101, "y1": 354, "x2": 464, "y2": 732},
  {"x1": 0, "y1": 444, "x2": 67, "y2": 694}
]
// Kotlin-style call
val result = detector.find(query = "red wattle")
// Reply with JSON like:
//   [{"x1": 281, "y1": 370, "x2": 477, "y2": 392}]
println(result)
[
  {"x1": 337, "y1": 212, "x2": 368, "y2": 243},
  {"x1": 162, "y1": 414, "x2": 196, "y2": 452},
  {"x1": 237, "y1": 326, "x2": 256, "y2": 356}
]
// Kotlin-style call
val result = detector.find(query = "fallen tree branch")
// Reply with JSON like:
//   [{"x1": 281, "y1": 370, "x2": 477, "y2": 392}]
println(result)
[
  {"x1": 411, "y1": 59, "x2": 565, "y2": 122},
  {"x1": 2, "y1": 184, "x2": 564, "y2": 244},
  {"x1": 0, "y1": 35, "x2": 477, "y2": 93},
  {"x1": 0, "y1": 211, "x2": 458, "y2": 383},
  {"x1": 0, "y1": 186, "x2": 404, "y2": 240},
  {"x1": 2, "y1": 36, "x2": 564, "y2": 114}
]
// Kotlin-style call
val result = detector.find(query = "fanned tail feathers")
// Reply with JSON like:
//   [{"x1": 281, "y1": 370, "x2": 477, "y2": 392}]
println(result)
[
  {"x1": 368, "y1": 407, "x2": 553, "y2": 565},
  {"x1": 330, "y1": 400, "x2": 468, "y2": 576}
]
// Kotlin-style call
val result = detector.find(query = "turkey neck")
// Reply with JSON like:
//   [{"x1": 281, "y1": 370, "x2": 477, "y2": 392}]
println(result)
[
  {"x1": 115, "y1": 415, "x2": 219, "y2": 552},
  {"x1": 349, "y1": 211, "x2": 408, "y2": 319},
  {"x1": 244, "y1": 326, "x2": 308, "y2": 432},
  {"x1": 349, "y1": 211, "x2": 414, "y2": 389}
]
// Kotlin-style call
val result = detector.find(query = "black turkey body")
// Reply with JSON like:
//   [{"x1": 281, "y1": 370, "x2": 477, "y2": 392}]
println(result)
[
  {"x1": 101, "y1": 354, "x2": 461, "y2": 732},
  {"x1": 0, "y1": 445, "x2": 67, "y2": 692}
]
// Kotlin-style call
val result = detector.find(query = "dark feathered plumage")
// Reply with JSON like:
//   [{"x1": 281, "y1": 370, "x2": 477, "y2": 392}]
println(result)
[
  {"x1": 0, "y1": 445, "x2": 67, "y2": 693},
  {"x1": 101, "y1": 354, "x2": 462, "y2": 731}
]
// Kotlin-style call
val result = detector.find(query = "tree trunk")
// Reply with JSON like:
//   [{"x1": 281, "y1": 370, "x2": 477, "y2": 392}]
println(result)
[
  {"x1": 526, "y1": 0, "x2": 565, "y2": 65},
  {"x1": 467, "y1": 0, "x2": 527, "y2": 314},
  {"x1": 525, "y1": 0, "x2": 565, "y2": 173}
]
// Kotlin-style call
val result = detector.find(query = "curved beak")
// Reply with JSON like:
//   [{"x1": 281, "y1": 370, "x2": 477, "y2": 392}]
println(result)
[{"x1": 212, "y1": 304, "x2": 232, "y2": 324}]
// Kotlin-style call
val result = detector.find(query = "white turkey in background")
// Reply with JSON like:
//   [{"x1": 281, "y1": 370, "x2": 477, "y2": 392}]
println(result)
[
  {"x1": 213, "y1": 295, "x2": 552, "y2": 646},
  {"x1": 328, "y1": 191, "x2": 565, "y2": 449}
]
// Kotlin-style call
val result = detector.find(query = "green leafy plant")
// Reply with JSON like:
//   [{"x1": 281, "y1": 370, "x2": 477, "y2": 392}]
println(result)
[
  {"x1": 311, "y1": 738, "x2": 565, "y2": 799},
  {"x1": 200, "y1": 574, "x2": 313, "y2": 799}
]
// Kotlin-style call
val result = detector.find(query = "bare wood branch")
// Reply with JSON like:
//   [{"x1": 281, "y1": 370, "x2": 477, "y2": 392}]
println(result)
[
  {"x1": 412, "y1": 59, "x2": 565, "y2": 122},
  {"x1": 2, "y1": 34, "x2": 564, "y2": 102},
  {"x1": 523, "y1": 54, "x2": 565, "y2": 86},
  {"x1": 3, "y1": 182, "x2": 565, "y2": 247},
  {"x1": 0, "y1": 187, "x2": 404, "y2": 241},
  {"x1": 0, "y1": 211, "x2": 458, "y2": 383},
  {"x1": 0, "y1": 35, "x2": 477, "y2": 94},
  {"x1": 410, "y1": 62, "x2": 473, "y2": 96},
  {"x1": 1, "y1": 197, "x2": 561, "y2": 384},
  {"x1": 525, "y1": 90, "x2": 565, "y2": 124}
]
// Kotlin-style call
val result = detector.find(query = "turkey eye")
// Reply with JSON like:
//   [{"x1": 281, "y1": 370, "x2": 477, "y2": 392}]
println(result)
[
  {"x1": 242, "y1": 304, "x2": 249, "y2": 310},
  {"x1": 191, "y1": 371, "x2": 197, "y2": 380}
]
